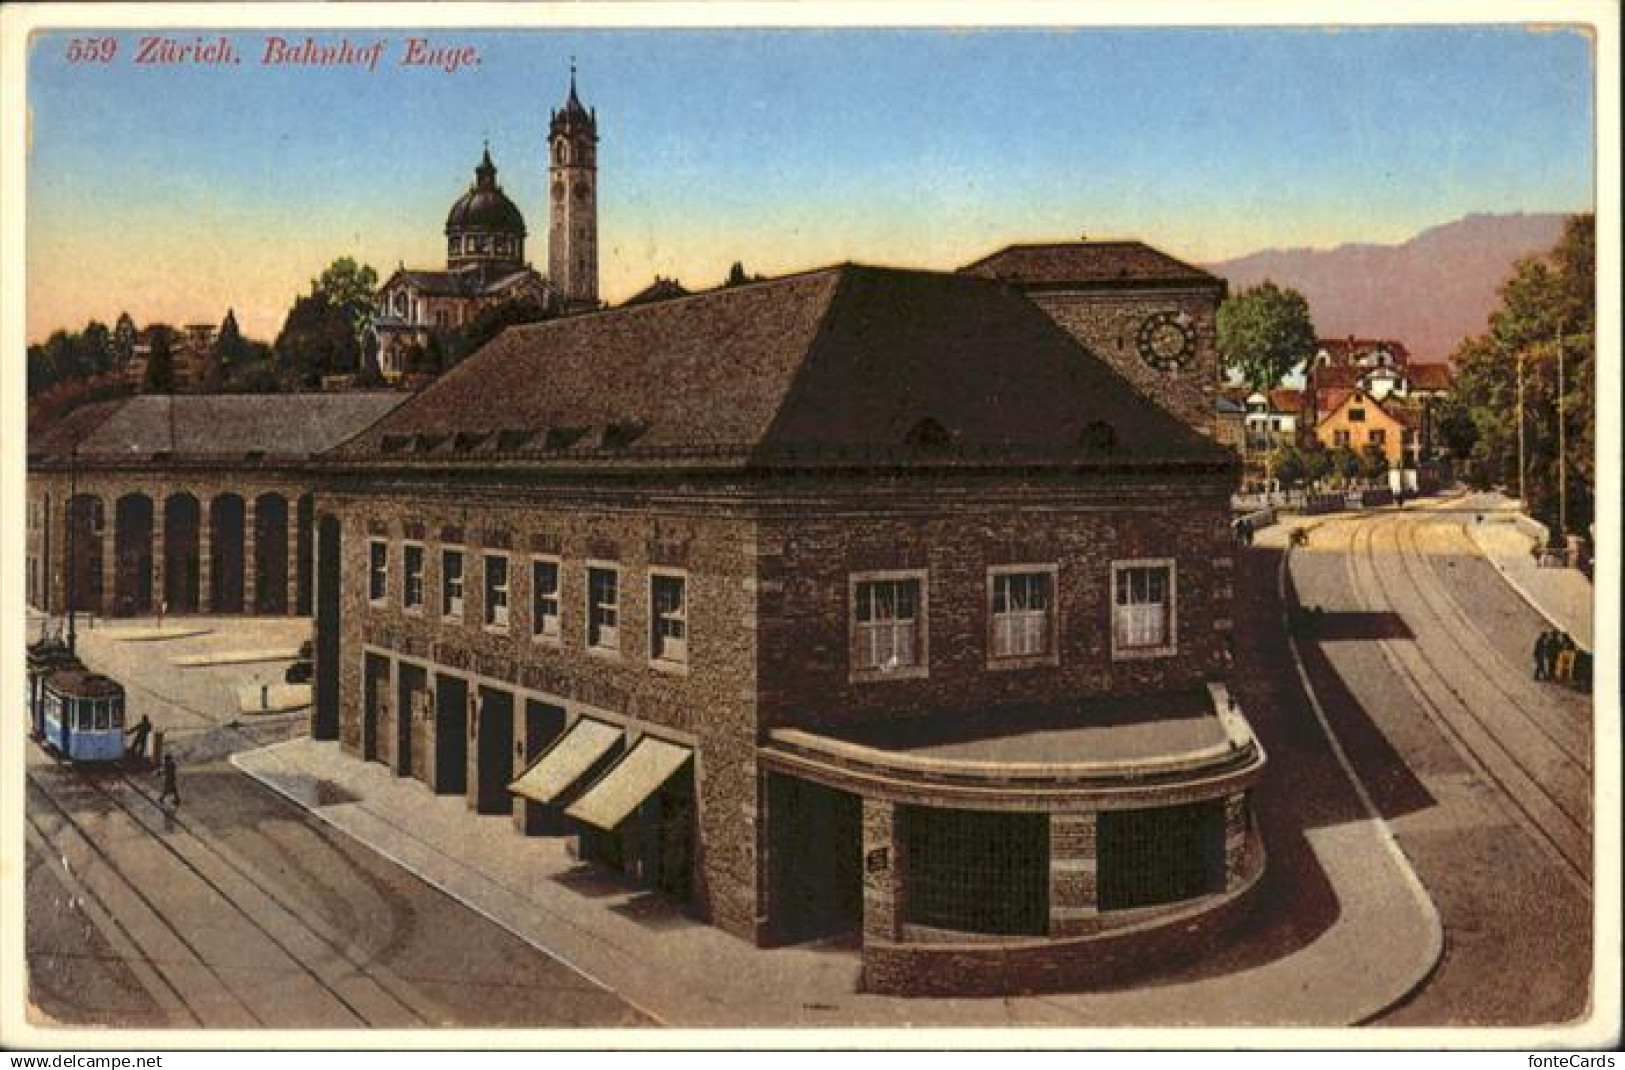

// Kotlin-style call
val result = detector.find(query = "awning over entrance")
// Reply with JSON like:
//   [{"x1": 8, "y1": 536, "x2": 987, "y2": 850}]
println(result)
[
  {"x1": 508, "y1": 717, "x2": 622, "y2": 805},
  {"x1": 566, "y1": 736, "x2": 692, "y2": 830}
]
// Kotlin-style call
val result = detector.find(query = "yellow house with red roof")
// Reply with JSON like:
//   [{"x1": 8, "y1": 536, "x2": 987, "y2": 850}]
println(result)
[{"x1": 1312, "y1": 388, "x2": 1420, "y2": 469}]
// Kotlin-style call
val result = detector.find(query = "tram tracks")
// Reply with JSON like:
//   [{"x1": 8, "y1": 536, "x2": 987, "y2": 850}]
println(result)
[
  {"x1": 25, "y1": 762, "x2": 434, "y2": 1028},
  {"x1": 1338, "y1": 512, "x2": 1591, "y2": 891}
]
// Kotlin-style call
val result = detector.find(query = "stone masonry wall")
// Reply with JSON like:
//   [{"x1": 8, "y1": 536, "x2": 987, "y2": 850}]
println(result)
[
  {"x1": 321, "y1": 482, "x2": 762, "y2": 940},
  {"x1": 755, "y1": 474, "x2": 1235, "y2": 732},
  {"x1": 1028, "y1": 288, "x2": 1222, "y2": 436}
]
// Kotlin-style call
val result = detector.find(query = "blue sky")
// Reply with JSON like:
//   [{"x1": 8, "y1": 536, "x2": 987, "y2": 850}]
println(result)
[{"x1": 26, "y1": 24, "x2": 1597, "y2": 339}]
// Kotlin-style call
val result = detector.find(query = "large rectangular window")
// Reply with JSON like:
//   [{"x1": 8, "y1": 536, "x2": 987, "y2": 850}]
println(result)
[
  {"x1": 851, "y1": 572, "x2": 926, "y2": 678},
  {"x1": 1097, "y1": 801, "x2": 1225, "y2": 911},
  {"x1": 403, "y1": 544, "x2": 425, "y2": 611},
  {"x1": 900, "y1": 806, "x2": 1048, "y2": 937},
  {"x1": 650, "y1": 572, "x2": 688, "y2": 666},
  {"x1": 1112, "y1": 560, "x2": 1175, "y2": 657},
  {"x1": 587, "y1": 565, "x2": 619, "y2": 652},
  {"x1": 368, "y1": 540, "x2": 389, "y2": 605},
  {"x1": 531, "y1": 557, "x2": 561, "y2": 640},
  {"x1": 988, "y1": 567, "x2": 1056, "y2": 663},
  {"x1": 441, "y1": 548, "x2": 465, "y2": 620},
  {"x1": 484, "y1": 554, "x2": 510, "y2": 630}
]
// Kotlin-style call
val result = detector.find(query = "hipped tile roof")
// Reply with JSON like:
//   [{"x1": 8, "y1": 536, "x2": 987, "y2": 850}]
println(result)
[
  {"x1": 960, "y1": 241, "x2": 1223, "y2": 289},
  {"x1": 331, "y1": 264, "x2": 1231, "y2": 470},
  {"x1": 31, "y1": 393, "x2": 406, "y2": 463}
]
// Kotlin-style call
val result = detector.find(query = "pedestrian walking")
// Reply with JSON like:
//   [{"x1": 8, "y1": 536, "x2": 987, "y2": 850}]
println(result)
[
  {"x1": 158, "y1": 752, "x2": 181, "y2": 808},
  {"x1": 126, "y1": 714, "x2": 152, "y2": 761},
  {"x1": 1554, "y1": 634, "x2": 1577, "y2": 685},
  {"x1": 1533, "y1": 630, "x2": 1550, "y2": 680}
]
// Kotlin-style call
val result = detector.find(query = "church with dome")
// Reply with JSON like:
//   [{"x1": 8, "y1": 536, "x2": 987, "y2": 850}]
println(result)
[{"x1": 369, "y1": 70, "x2": 599, "y2": 381}]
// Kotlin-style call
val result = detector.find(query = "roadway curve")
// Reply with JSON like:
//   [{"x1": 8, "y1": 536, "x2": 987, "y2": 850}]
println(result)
[{"x1": 1286, "y1": 501, "x2": 1592, "y2": 1025}]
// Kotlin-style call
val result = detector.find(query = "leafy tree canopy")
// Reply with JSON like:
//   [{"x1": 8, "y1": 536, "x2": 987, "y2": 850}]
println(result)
[
  {"x1": 1447, "y1": 214, "x2": 1593, "y2": 534},
  {"x1": 1217, "y1": 281, "x2": 1317, "y2": 392}
]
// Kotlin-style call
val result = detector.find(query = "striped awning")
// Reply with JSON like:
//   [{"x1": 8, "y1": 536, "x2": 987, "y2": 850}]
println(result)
[
  {"x1": 508, "y1": 717, "x2": 622, "y2": 805},
  {"x1": 565, "y1": 736, "x2": 692, "y2": 831}
]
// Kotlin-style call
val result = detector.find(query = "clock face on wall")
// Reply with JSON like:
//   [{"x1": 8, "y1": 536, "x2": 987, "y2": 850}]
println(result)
[{"x1": 1136, "y1": 311, "x2": 1198, "y2": 372}]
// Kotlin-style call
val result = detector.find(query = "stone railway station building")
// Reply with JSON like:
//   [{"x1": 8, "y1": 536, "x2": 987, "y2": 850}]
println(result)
[
  {"x1": 309, "y1": 260, "x2": 1266, "y2": 995},
  {"x1": 26, "y1": 394, "x2": 404, "y2": 622}
]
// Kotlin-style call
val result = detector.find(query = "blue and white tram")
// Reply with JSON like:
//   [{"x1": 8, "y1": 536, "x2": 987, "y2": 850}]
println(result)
[
  {"x1": 26, "y1": 636, "x2": 81, "y2": 741},
  {"x1": 39, "y1": 668, "x2": 127, "y2": 762}
]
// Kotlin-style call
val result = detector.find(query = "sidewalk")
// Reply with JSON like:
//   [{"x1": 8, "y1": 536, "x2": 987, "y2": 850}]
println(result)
[
  {"x1": 1462, "y1": 494, "x2": 1593, "y2": 652},
  {"x1": 232, "y1": 731, "x2": 1440, "y2": 1028}
]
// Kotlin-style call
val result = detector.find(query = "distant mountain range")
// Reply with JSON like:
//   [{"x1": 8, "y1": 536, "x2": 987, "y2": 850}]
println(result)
[{"x1": 1206, "y1": 212, "x2": 1570, "y2": 363}]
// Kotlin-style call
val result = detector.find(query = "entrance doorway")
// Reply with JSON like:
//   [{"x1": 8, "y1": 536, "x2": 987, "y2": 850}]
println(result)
[
  {"x1": 253, "y1": 493, "x2": 289, "y2": 614},
  {"x1": 209, "y1": 494, "x2": 245, "y2": 613},
  {"x1": 767, "y1": 774, "x2": 863, "y2": 943},
  {"x1": 362, "y1": 653, "x2": 389, "y2": 763},
  {"x1": 432, "y1": 674, "x2": 468, "y2": 795},
  {"x1": 521, "y1": 699, "x2": 567, "y2": 834},
  {"x1": 474, "y1": 687, "x2": 514, "y2": 814},
  {"x1": 396, "y1": 662, "x2": 428, "y2": 779},
  {"x1": 312, "y1": 514, "x2": 341, "y2": 740},
  {"x1": 113, "y1": 493, "x2": 154, "y2": 616}
]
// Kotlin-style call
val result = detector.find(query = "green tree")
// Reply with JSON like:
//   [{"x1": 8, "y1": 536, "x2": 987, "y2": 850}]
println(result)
[
  {"x1": 1360, "y1": 443, "x2": 1390, "y2": 483},
  {"x1": 113, "y1": 312, "x2": 137, "y2": 365},
  {"x1": 215, "y1": 308, "x2": 252, "y2": 371},
  {"x1": 312, "y1": 257, "x2": 379, "y2": 333},
  {"x1": 1448, "y1": 214, "x2": 1593, "y2": 534},
  {"x1": 275, "y1": 292, "x2": 358, "y2": 386},
  {"x1": 143, "y1": 329, "x2": 176, "y2": 393},
  {"x1": 1304, "y1": 446, "x2": 1333, "y2": 487},
  {"x1": 1269, "y1": 442, "x2": 1307, "y2": 487},
  {"x1": 355, "y1": 331, "x2": 385, "y2": 387},
  {"x1": 1330, "y1": 445, "x2": 1362, "y2": 486},
  {"x1": 1217, "y1": 281, "x2": 1317, "y2": 392}
]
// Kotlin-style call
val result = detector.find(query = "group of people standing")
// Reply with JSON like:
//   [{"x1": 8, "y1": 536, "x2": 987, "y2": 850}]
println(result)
[{"x1": 1533, "y1": 628, "x2": 1592, "y2": 692}]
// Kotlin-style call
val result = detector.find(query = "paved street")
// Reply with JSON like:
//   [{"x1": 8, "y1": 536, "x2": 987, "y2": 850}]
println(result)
[
  {"x1": 24, "y1": 617, "x2": 648, "y2": 1029},
  {"x1": 1282, "y1": 501, "x2": 1592, "y2": 1025}
]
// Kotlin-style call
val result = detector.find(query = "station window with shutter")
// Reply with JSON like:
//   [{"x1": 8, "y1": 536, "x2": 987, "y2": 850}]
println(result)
[
  {"x1": 587, "y1": 565, "x2": 619, "y2": 653},
  {"x1": 650, "y1": 571, "x2": 688, "y2": 667},
  {"x1": 484, "y1": 553, "x2": 510, "y2": 631},
  {"x1": 850, "y1": 570, "x2": 928, "y2": 680},
  {"x1": 531, "y1": 556, "x2": 561, "y2": 641},
  {"x1": 1111, "y1": 559, "x2": 1176, "y2": 659},
  {"x1": 441, "y1": 548, "x2": 465, "y2": 621},
  {"x1": 368, "y1": 540, "x2": 389, "y2": 606},
  {"x1": 403, "y1": 544, "x2": 425, "y2": 612},
  {"x1": 987, "y1": 565, "x2": 1058, "y2": 666}
]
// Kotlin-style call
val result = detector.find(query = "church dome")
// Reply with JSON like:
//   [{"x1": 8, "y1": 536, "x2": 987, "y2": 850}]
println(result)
[{"x1": 445, "y1": 148, "x2": 527, "y2": 236}]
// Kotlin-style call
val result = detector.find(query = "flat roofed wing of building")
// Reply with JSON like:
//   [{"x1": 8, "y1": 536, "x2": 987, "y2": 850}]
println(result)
[
  {"x1": 330, "y1": 264, "x2": 1232, "y2": 469},
  {"x1": 960, "y1": 240, "x2": 1224, "y2": 290},
  {"x1": 29, "y1": 393, "x2": 408, "y2": 464}
]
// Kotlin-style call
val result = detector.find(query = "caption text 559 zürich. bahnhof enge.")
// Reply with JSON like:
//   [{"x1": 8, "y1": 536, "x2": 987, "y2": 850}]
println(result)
[{"x1": 65, "y1": 35, "x2": 481, "y2": 74}]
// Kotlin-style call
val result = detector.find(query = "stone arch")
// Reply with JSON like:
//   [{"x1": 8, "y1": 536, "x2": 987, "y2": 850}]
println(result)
[
  {"x1": 113, "y1": 492, "x2": 154, "y2": 616},
  {"x1": 254, "y1": 492, "x2": 290, "y2": 615},
  {"x1": 163, "y1": 493, "x2": 201, "y2": 613},
  {"x1": 209, "y1": 493, "x2": 246, "y2": 613},
  {"x1": 65, "y1": 494, "x2": 105, "y2": 614}
]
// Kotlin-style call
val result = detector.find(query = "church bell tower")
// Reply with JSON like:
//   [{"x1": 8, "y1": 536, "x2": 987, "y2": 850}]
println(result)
[{"x1": 548, "y1": 64, "x2": 599, "y2": 311}]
